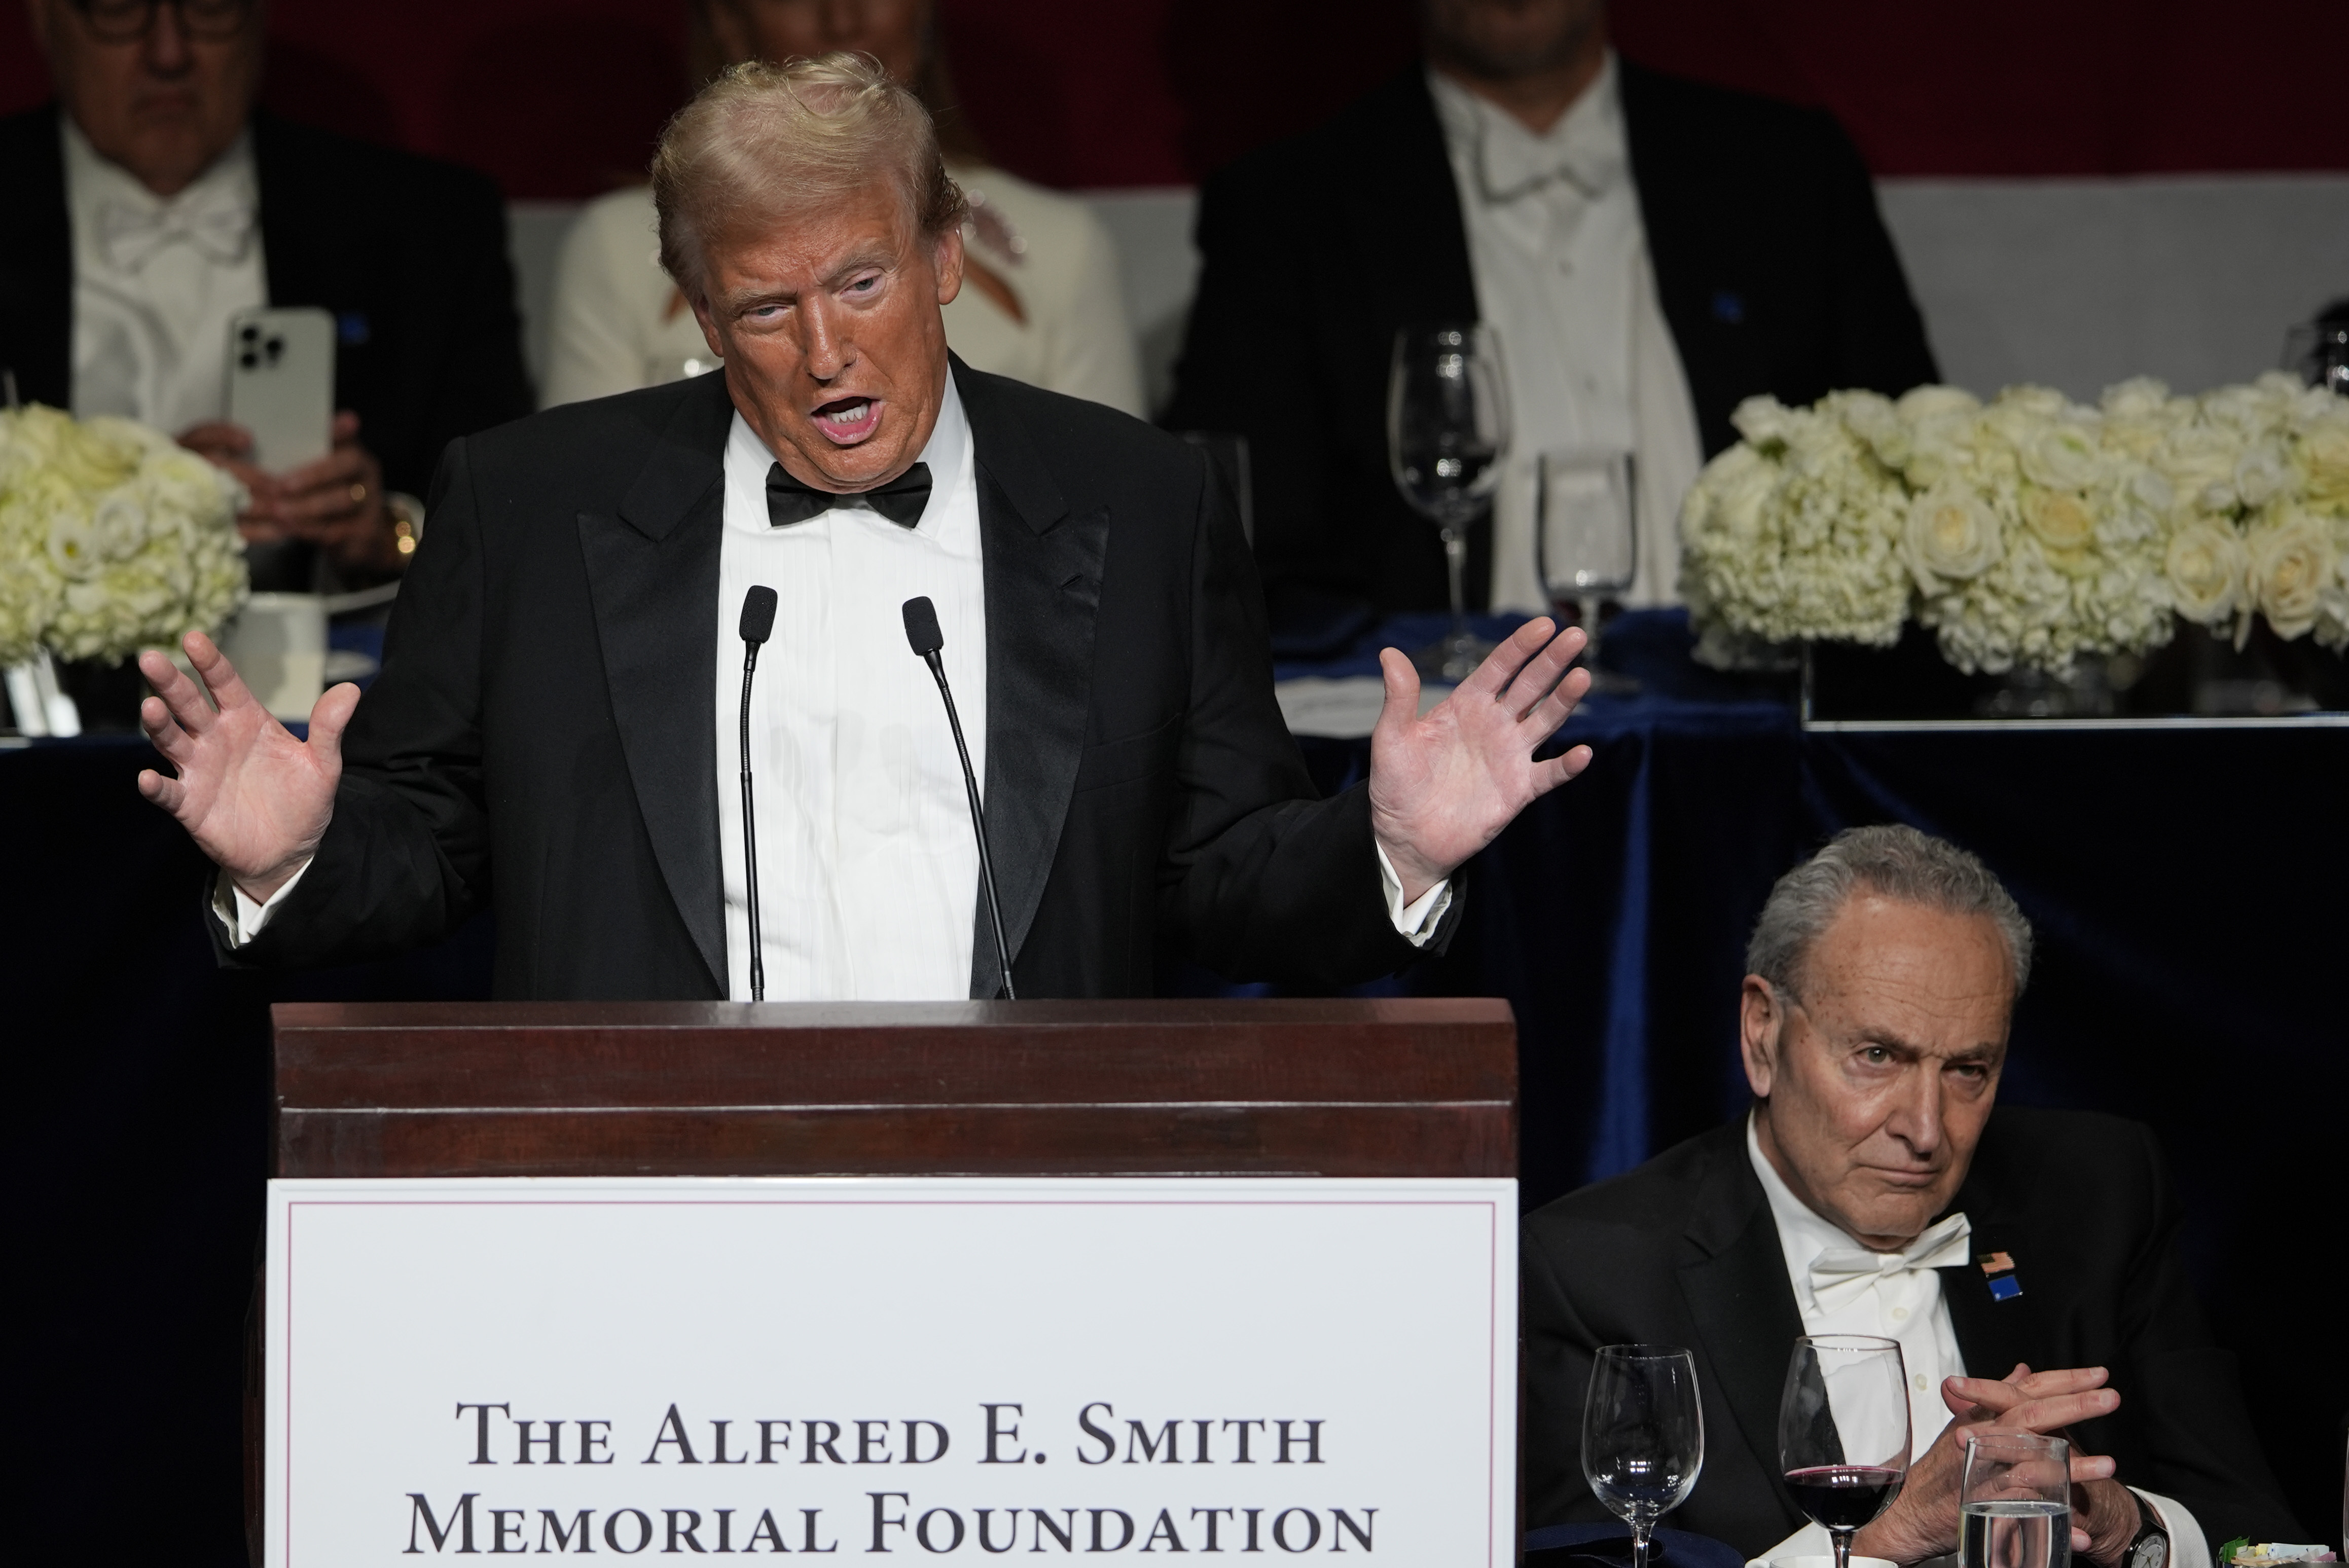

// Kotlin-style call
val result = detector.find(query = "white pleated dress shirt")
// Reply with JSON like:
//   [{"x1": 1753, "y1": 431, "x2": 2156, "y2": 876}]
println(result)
[
  {"x1": 62, "y1": 115, "x2": 266, "y2": 433},
  {"x1": 1428, "y1": 59, "x2": 1705, "y2": 612},
  {"x1": 1744, "y1": 1113, "x2": 2208, "y2": 1568},
  {"x1": 713, "y1": 381, "x2": 990, "y2": 1001}
]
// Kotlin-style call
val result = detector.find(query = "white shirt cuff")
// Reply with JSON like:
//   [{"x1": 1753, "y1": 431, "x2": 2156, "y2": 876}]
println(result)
[
  {"x1": 1375, "y1": 842, "x2": 1452, "y2": 947},
  {"x1": 2131, "y1": 1489, "x2": 2207, "y2": 1568},
  {"x1": 212, "y1": 858, "x2": 312, "y2": 947}
]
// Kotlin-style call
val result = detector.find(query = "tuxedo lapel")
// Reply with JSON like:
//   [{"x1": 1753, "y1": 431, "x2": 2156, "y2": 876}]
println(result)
[
  {"x1": 0, "y1": 108, "x2": 73, "y2": 410},
  {"x1": 1677, "y1": 1136, "x2": 1806, "y2": 1536},
  {"x1": 1938, "y1": 1183, "x2": 2040, "y2": 1382},
  {"x1": 1618, "y1": 64, "x2": 1768, "y2": 457},
  {"x1": 577, "y1": 374, "x2": 733, "y2": 995},
  {"x1": 955, "y1": 359, "x2": 1105, "y2": 998}
]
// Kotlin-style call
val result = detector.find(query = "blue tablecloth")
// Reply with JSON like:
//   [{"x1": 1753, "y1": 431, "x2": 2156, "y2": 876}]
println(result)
[{"x1": 4, "y1": 609, "x2": 2341, "y2": 1561}]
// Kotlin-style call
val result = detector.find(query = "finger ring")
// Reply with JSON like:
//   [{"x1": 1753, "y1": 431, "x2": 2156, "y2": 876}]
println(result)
[{"x1": 349, "y1": 482, "x2": 369, "y2": 504}]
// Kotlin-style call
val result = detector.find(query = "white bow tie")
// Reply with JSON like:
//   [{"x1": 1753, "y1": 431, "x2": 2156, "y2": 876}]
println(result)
[
  {"x1": 1475, "y1": 118, "x2": 1623, "y2": 204},
  {"x1": 97, "y1": 190, "x2": 256, "y2": 272},
  {"x1": 1808, "y1": 1212, "x2": 1973, "y2": 1316}
]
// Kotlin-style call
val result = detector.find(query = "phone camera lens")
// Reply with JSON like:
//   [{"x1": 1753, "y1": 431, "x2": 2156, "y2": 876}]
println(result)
[
  {"x1": 239, "y1": 324, "x2": 259, "y2": 341},
  {"x1": 238, "y1": 352, "x2": 259, "y2": 369},
  {"x1": 264, "y1": 337, "x2": 285, "y2": 363}
]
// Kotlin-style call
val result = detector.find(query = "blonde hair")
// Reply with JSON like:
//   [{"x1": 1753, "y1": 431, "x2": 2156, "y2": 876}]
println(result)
[{"x1": 652, "y1": 52, "x2": 967, "y2": 303}]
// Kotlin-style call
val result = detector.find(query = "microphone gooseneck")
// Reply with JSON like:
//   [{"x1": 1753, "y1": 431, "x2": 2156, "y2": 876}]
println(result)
[
  {"x1": 738, "y1": 586, "x2": 779, "y2": 1002},
  {"x1": 901, "y1": 596, "x2": 1017, "y2": 1001}
]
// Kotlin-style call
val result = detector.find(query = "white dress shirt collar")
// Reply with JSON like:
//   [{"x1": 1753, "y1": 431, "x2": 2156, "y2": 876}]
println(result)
[
  {"x1": 715, "y1": 373, "x2": 989, "y2": 1003},
  {"x1": 1423, "y1": 57, "x2": 1706, "y2": 613},
  {"x1": 1429, "y1": 53, "x2": 1627, "y2": 207},
  {"x1": 62, "y1": 112, "x2": 266, "y2": 432}
]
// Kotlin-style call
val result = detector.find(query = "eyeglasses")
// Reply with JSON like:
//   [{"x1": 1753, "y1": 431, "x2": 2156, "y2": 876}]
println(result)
[{"x1": 67, "y1": 0, "x2": 258, "y2": 43}]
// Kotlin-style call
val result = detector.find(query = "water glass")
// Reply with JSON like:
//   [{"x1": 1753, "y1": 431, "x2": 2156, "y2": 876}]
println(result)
[
  {"x1": 1534, "y1": 447, "x2": 1640, "y2": 694},
  {"x1": 1962, "y1": 1432, "x2": 2071, "y2": 1568}
]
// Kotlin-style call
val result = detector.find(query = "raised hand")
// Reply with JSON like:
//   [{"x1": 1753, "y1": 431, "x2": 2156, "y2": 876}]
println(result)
[
  {"x1": 1367, "y1": 618, "x2": 1595, "y2": 902},
  {"x1": 1852, "y1": 1364, "x2": 2124, "y2": 1565},
  {"x1": 134, "y1": 631, "x2": 360, "y2": 903}
]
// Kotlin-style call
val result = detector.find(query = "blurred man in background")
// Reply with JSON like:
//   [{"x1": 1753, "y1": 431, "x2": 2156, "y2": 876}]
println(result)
[
  {"x1": 1521, "y1": 825, "x2": 2304, "y2": 1565},
  {"x1": 541, "y1": 0, "x2": 1144, "y2": 417},
  {"x1": 0, "y1": 0, "x2": 533, "y2": 588},
  {"x1": 1169, "y1": 0, "x2": 1936, "y2": 637}
]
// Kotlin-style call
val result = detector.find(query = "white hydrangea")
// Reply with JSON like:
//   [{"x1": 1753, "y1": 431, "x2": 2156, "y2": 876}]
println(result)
[
  {"x1": 0, "y1": 404, "x2": 247, "y2": 668},
  {"x1": 1681, "y1": 375, "x2": 2349, "y2": 673}
]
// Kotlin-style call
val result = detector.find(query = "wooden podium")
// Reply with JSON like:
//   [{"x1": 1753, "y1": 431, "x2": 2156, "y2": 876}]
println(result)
[
  {"x1": 270, "y1": 997, "x2": 1517, "y2": 1180},
  {"x1": 260, "y1": 999, "x2": 1519, "y2": 1566}
]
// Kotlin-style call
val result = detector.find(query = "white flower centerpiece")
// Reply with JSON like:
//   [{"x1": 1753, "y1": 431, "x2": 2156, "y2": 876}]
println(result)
[
  {"x1": 0, "y1": 403, "x2": 248, "y2": 674},
  {"x1": 1679, "y1": 374, "x2": 2349, "y2": 677}
]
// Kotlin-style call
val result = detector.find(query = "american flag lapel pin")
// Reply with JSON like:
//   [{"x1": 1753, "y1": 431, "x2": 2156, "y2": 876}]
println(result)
[{"x1": 1979, "y1": 1251, "x2": 2022, "y2": 1301}]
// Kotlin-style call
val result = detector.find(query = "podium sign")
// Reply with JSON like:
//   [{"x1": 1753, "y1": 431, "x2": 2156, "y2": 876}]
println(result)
[{"x1": 264, "y1": 1176, "x2": 1516, "y2": 1568}]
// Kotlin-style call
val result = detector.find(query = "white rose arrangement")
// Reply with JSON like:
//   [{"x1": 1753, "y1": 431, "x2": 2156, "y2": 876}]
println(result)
[
  {"x1": 1680, "y1": 374, "x2": 2349, "y2": 674},
  {"x1": 0, "y1": 403, "x2": 248, "y2": 669}
]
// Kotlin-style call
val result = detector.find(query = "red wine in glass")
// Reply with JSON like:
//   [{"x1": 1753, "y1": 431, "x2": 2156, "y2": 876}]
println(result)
[
  {"x1": 1778, "y1": 1337, "x2": 1913, "y2": 1568},
  {"x1": 1785, "y1": 1465, "x2": 1906, "y2": 1532}
]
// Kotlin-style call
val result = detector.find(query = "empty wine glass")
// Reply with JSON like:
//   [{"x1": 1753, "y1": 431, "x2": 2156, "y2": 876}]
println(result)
[
  {"x1": 1962, "y1": 1432, "x2": 2072, "y2": 1568},
  {"x1": 1582, "y1": 1344, "x2": 1705, "y2": 1568},
  {"x1": 1780, "y1": 1336, "x2": 1912, "y2": 1568},
  {"x1": 1388, "y1": 324, "x2": 1511, "y2": 681},
  {"x1": 1534, "y1": 447, "x2": 1640, "y2": 695}
]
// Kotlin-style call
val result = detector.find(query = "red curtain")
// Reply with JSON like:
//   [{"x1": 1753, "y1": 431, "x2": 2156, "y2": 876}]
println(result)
[{"x1": 3, "y1": 0, "x2": 2342, "y2": 196}]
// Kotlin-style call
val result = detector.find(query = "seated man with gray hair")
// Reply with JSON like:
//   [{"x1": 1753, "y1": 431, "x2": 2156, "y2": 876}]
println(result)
[
  {"x1": 1523, "y1": 825, "x2": 2303, "y2": 1565},
  {"x1": 131, "y1": 54, "x2": 1597, "y2": 1000}
]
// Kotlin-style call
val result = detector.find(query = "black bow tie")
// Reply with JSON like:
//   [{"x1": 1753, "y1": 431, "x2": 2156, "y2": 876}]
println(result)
[{"x1": 765, "y1": 461, "x2": 932, "y2": 530}]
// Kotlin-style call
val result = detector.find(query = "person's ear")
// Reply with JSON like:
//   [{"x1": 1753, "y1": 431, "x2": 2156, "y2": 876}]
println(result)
[
  {"x1": 932, "y1": 222, "x2": 964, "y2": 308},
  {"x1": 1739, "y1": 975, "x2": 1785, "y2": 1098}
]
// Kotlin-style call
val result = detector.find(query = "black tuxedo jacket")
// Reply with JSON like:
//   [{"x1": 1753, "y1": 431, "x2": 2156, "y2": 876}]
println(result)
[
  {"x1": 1165, "y1": 63, "x2": 1939, "y2": 618},
  {"x1": 226, "y1": 361, "x2": 1452, "y2": 998},
  {"x1": 0, "y1": 106, "x2": 532, "y2": 556},
  {"x1": 1521, "y1": 1109, "x2": 2303, "y2": 1558}
]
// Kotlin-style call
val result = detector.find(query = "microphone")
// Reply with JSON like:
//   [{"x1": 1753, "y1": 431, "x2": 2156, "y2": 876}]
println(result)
[
  {"x1": 902, "y1": 596, "x2": 1017, "y2": 1001},
  {"x1": 737, "y1": 586, "x2": 778, "y2": 1002}
]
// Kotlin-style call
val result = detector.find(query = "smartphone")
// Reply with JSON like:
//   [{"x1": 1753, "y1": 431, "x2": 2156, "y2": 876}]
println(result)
[{"x1": 224, "y1": 305, "x2": 335, "y2": 472}]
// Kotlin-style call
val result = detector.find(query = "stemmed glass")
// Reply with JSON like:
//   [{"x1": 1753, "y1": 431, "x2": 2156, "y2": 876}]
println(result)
[
  {"x1": 1534, "y1": 447, "x2": 1640, "y2": 695},
  {"x1": 1388, "y1": 324, "x2": 1511, "y2": 682},
  {"x1": 1780, "y1": 1336, "x2": 1913, "y2": 1568},
  {"x1": 1582, "y1": 1344, "x2": 1705, "y2": 1568}
]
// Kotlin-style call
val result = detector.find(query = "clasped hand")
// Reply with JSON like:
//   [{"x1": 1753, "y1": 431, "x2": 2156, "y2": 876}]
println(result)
[
  {"x1": 1367, "y1": 618, "x2": 1596, "y2": 902},
  {"x1": 1852, "y1": 1363, "x2": 2143, "y2": 1567},
  {"x1": 178, "y1": 410, "x2": 403, "y2": 578}
]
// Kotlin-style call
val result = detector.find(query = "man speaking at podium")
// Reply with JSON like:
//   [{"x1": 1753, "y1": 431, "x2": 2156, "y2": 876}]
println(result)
[{"x1": 133, "y1": 54, "x2": 1596, "y2": 1002}]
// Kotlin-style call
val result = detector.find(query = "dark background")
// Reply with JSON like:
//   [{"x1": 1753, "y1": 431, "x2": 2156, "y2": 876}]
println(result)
[{"x1": 4, "y1": 1, "x2": 2348, "y2": 197}]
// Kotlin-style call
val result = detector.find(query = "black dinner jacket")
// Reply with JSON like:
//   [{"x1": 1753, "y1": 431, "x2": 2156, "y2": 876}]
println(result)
[
  {"x1": 1521, "y1": 1109, "x2": 2304, "y2": 1559},
  {"x1": 223, "y1": 360, "x2": 1454, "y2": 998},
  {"x1": 0, "y1": 105, "x2": 532, "y2": 505},
  {"x1": 1164, "y1": 62, "x2": 1939, "y2": 619}
]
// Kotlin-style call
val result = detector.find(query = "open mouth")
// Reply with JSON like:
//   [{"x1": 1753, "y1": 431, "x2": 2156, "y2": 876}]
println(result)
[{"x1": 811, "y1": 396, "x2": 881, "y2": 446}]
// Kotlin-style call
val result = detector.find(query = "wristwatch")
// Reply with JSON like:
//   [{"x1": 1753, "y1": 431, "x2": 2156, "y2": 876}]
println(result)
[{"x1": 2123, "y1": 1491, "x2": 2170, "y2": 1568}]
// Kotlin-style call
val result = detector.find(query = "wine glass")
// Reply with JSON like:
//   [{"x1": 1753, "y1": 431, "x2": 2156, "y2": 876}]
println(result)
[
  {"x1": 1961, "y1": 1432, "x2": 2072, "y2": 1568},
  {"x1": 1780, "y1": 1336, "x2": 1912, "y2": 1568},
  {"x1": 1534, "y1": 447, "x2": 1640, "y2": 695},
  {"x1": 1388, "y1": 324, "x2": 1511, "y2": 682},
  {"x1": 1582, "y1": 1343, "x2": 1705, "y2": 1568}
]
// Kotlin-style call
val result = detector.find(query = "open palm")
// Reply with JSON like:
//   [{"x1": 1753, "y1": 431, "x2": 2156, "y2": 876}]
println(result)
[
  {"x1": 135, "y1": 631, "x2": 359, "y2": 901},
  {"x1": 1368, "y1": 618, "x2": 1595, "y2": 901}
]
